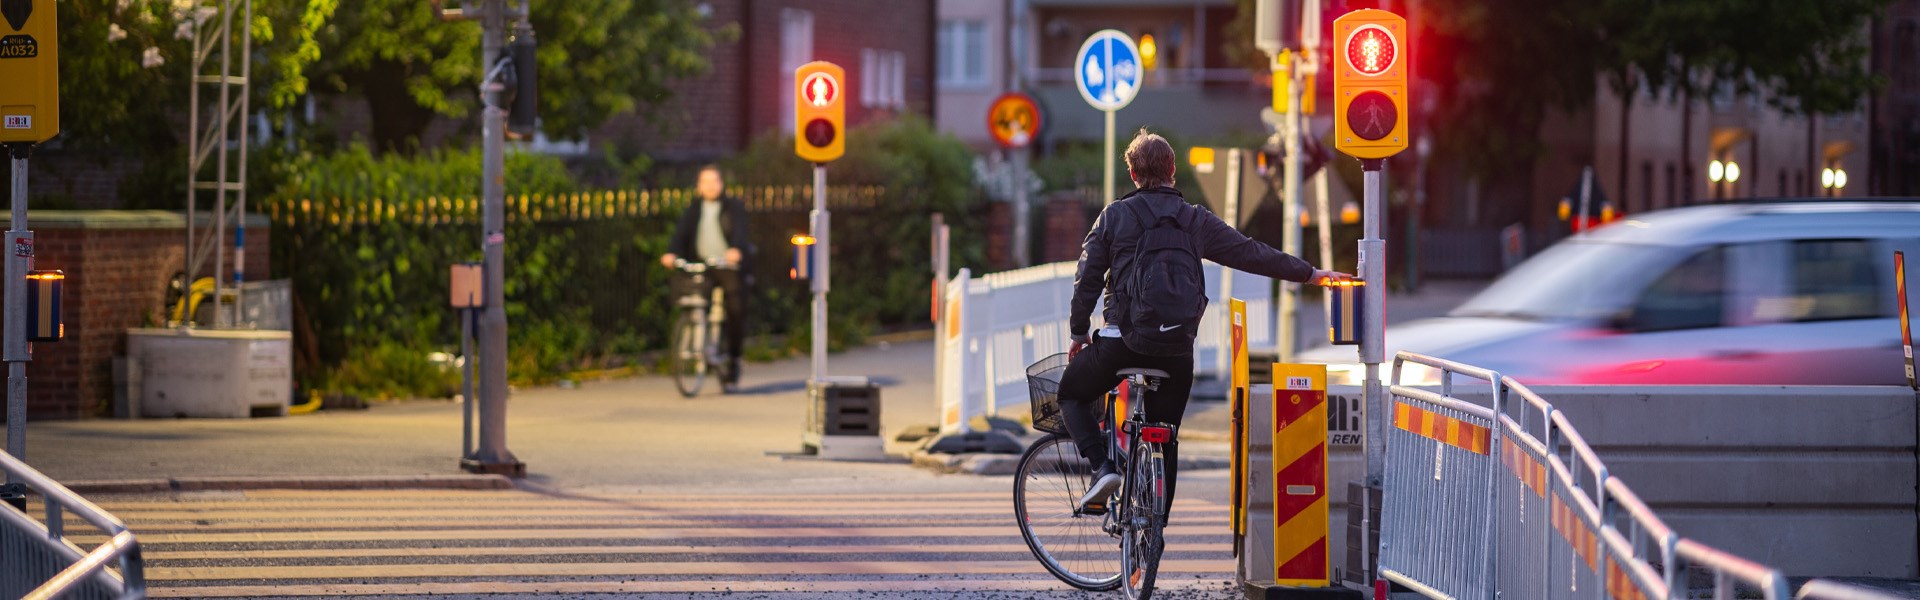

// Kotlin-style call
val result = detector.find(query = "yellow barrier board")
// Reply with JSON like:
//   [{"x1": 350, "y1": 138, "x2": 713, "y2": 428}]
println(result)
[
  {"x1": 1272, "y1": 364, "x2": 1329, "y2": 587},
  {"x1": 1228, "y1": 299, "x2": 1248, "y2": 539}
]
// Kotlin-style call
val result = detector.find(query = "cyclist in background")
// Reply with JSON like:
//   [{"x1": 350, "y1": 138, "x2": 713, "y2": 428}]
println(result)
[
  {"x1": 1061, "y1": 129, "x2": 1353, "y2": 513},
  {"x1": 660, "y1": 165, "x2": 752, "y2": 387}
]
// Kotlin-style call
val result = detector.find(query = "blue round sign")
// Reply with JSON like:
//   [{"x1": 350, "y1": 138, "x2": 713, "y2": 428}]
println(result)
[{"x1": 1074, "y1": 30, "x2": 1142, "y2": 112}]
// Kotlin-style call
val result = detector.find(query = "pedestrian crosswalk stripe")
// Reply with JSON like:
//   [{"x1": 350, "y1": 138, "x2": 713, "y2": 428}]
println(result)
[
  {"x1": 149, "y1": 559, "x2": 1236, "y2": 581},
  {"x1": 75, "y1": 487, "x2": 1237, "y2": 596}
]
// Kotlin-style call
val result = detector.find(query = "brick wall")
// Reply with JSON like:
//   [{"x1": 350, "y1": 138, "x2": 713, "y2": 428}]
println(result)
[
  {"x1": 1042, "y1": 192, "x2": 1093, "y2": 264},
  {"x1": 0, "y1": 213, "x2": 270, "y2": 419}
]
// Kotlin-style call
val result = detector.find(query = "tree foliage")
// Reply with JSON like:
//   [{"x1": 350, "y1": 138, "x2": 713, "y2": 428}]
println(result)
[
  {"x1": 311, "y1": 0, "x2": 734, "y2": 150},
  {"x1": 50, "y1": 0, "x2": 336, "y2": 151}
]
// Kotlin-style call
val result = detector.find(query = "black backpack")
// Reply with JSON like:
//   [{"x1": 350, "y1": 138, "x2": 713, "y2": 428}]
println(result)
[{"x1": 1119, "y1": 199, "x2": 1207, "y2": 356}]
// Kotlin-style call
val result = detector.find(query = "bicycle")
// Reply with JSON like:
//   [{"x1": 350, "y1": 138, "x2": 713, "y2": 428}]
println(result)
[
  {"x1": 669, "y1": 260, "x2": 735, "y2": 397},
  {"x1": 1014, "y1": 352, "x2": 1173, "y2": 599}
]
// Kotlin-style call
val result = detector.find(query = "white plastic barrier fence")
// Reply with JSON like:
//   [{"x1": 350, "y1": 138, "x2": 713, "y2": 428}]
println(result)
[
  {"x1": 935, "y1": 261, "x2": 1273, "y2": 435},
  {"x1": 1376, "y1": 351, "x2": 1840, "y2": 600}
]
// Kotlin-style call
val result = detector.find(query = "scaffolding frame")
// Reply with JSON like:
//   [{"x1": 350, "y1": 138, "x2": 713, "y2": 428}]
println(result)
[{"x1": 184, "y1": 0, "x2": 253, "y2": 329}]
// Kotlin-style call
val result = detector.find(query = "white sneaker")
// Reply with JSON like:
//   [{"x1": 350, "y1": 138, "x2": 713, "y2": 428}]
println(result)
[{"x1": 1079, "y1": 468, "x2": 1122, "y2": 511}]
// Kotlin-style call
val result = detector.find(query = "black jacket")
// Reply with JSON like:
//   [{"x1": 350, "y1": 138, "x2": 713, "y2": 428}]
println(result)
[
  {"x1": 668, "y1": 196, "x2": 753, "y2": 264},
  {"x1": 1070, "y1": 186, "x2": 1316, "y2": 338}
]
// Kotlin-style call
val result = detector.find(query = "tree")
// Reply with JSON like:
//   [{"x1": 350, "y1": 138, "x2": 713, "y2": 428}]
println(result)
[
  {"x1": 311, "y1": 0, "x2": 734, "y2": 151},
  {"x1": 49, "y1": 0, "x2": 336, "y2": 153},
  {"x1": 1411, "y1": 0, "x2": 1889, "y2": 224}
]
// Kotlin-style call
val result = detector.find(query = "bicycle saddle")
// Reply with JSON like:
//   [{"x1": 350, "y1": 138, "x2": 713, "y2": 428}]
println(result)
[{"x1": 1116, "y1": 368, "x2": 1170, "y2": 379}]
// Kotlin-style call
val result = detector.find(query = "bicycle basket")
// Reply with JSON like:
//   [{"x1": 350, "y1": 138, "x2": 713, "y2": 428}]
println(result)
[
  {"x1": 1026, "y1": 353, "x2": 1072, "y2": 435},
  {"x1": 671, "y1": 272, "x2": 713, "y2": 306}
]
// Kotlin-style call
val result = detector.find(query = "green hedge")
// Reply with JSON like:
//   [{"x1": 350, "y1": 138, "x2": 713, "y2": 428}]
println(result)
[{"x1": 269, "y1": 117, "x2": 984, "y2": 398}]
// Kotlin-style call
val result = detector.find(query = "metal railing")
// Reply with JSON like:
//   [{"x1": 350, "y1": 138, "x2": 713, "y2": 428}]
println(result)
[
  {"x1": 0, "y1": 450, "x2": 145, "y2": 600},
  {"x1": 1375, "y1": 351, "x2": 1860, "y2": 600}
]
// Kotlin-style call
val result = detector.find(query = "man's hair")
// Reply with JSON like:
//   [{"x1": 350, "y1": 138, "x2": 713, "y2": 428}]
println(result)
[{"x1": 1125, "y1": 129, "x2": 1176, "y2": 189}]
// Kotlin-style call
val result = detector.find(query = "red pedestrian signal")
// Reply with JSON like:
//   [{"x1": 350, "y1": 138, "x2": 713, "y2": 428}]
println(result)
[
  {"x1": 795, "y1": 62, "x2": 845, "y2": 163},
  {"x1": 1332, "y1": 10, "x2": 1409, "y2": 160}
]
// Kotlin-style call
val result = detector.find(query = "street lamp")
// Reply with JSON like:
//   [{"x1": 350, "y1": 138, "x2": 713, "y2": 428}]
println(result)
[
  {"x1": 1822, "y1": 167, "x2": 1836, "y2": 190},
  {"x1": 1709, "y1": 160, "x2": 1725, "y2": 183},
  {"x1": 1833, "y1": 168, "x2": 1848, "y2": 193},
  {"x1": 1140, "y1": 34, "x2": 1157, "y2": 71}
]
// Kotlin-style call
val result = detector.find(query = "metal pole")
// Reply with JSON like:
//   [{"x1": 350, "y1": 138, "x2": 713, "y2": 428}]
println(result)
[
  {"x1": 212, "y1": 0, "x2": 234, "y2": 328},
  {"x1": 1279, "y1": 53, "x2": 1305, "y2": 363},
  {"x1": 233, "y1": 0, "x2": 254, "y2": 325},
  {"x1": 1359, "y1": 159, "x2": 1387, "y2": 483},
  {"x1": 5, "y1": 145, "x2": 33, "y2": 508},
  {"x1": 1104, "y1": 110, "x2": 1117, "y2": 204},
  {"x1": 811, "y1": 164, "x2": 829, "y2": 384},
  {"x1": 1012, "y1": 148, "x2": 1032, "y2": 267},
  {"x1": 467, "y1": 0, "x2": 521, "y2": 475},
  {"x1": 1220, "y1": 149, "x2": 1241, "y2": 384},
  {"x1": 461, "y1": 308, "x2": 475, "y2": 459},
  {"x1": 1316, "y1": 169, "x2": 1333, "y2": 322}
]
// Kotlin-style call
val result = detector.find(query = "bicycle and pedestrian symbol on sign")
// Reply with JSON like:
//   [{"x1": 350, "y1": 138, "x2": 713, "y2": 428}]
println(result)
[{"x1": 1074, "y1": 29, "x2": 1142, "y2": 112}]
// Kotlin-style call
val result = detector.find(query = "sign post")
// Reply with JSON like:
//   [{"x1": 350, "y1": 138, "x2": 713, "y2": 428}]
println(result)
[
  {"x1": 988, "y1": 92, "x2": 1042, "y2": 266},
  {"x1": 1073, "y1": 30, "x2": 1141, "y2": 205},
  {"x1": 0, "y1": 0, "x2": 58, "y2": 510}
]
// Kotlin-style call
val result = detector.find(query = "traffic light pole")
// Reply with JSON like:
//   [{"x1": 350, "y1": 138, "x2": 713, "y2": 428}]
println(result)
[
  {"x1": 1359, "y1": 158, "x2": 1387, "y2": 485},
  {"x1": 811, "y1": 164, "x2": 829, "y2": 384},
  {"x1": 452, "y1": 0, "x2": 524, "y2": 477},
  {"x1": 3, "y1": 144, "x2": 32, "y2": 510}
]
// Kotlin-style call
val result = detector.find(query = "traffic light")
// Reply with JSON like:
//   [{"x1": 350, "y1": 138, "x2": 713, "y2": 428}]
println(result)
[
  {"x1": 506, "y1": 31, "x2": 538, "y2": 138},
  {"x1": 794, "y1": 61, "x2": 846, "y2": 164},
  {"x1": 1332, "y1": 9, "x2": 1408, "y2": 160}
]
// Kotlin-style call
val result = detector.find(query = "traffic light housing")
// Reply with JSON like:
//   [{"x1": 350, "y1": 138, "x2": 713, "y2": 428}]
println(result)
[
  {"x1": 794, "y1": 61, "x2": 846, "y2": 164},
  {"x1": 1332, "y1": 9, "x2": 1408, "y2": 160},
  {"x1": 506, "y1": 32, "x2": 538, "y2": 138}
]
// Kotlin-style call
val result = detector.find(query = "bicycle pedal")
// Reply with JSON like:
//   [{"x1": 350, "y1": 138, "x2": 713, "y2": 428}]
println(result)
[{"x1": 1080, "y1": 502, "x2": 1108, "y2": 516}]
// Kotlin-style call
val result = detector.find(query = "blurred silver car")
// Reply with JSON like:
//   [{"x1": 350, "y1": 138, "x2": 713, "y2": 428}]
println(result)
[{"x1": 1302, "y1": 201, "x2": 1920, "y2": 386}]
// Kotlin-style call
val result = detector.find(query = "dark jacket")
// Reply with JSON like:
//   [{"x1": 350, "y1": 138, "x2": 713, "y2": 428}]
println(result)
[
  {"x1": 1070, "y1": 186, "x2": 1315, "y2": 338},
  {"x1": 668, "y1": 196, "x2": 754, "y2": 264}
]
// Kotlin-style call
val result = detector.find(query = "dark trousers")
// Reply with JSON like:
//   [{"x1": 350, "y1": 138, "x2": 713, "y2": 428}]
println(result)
[
  {"x1": 1057, "y1": 336, "x2": 1195, "y2": 510},
  {"x1": 711, "y1": 269, "x2": 748, "y2": 369}
]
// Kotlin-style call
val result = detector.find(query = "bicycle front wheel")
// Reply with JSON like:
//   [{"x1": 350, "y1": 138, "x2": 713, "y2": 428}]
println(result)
[
  {"x1": 670, "y1": 312, "x2": 706, "y2": 398},
  {"x1": 1121, "y1": 440, "x2": 1166, "y2": 600},
  {"x1": 1013, "y1": 434, "x2": 1122, "y2": 591}
]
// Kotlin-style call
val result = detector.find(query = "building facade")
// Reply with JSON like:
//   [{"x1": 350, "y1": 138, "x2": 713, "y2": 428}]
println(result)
[
  {"x1": 601, "y1": 0, "x2": 939, "y2": 163},
  {"x1": 936, "y1": 0, "x2": 1266, "y2": 150}
]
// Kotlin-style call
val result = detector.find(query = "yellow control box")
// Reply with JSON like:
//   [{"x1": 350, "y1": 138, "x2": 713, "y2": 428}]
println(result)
[{"x1": 1, "y1": 0, "x2": 59, "y2": 144}]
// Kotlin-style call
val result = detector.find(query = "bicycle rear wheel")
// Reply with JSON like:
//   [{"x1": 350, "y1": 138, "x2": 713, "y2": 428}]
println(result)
[
  {"x1": 670, "y1": 312, "x2": 706, "y2": 397},
  {"x1": 1013, "y1": 434, "x2": 1122, "y2": 591},
  {"x1": 1121, "y1": 440, "x2": 1166, "y2": 600}
]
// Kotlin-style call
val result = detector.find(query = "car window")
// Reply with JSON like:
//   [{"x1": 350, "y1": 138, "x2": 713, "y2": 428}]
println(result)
[
  {"x1": 1452, "y1": 241, "x2": 1678, "y2": 321},
  {"x1": 1770, "y1": 239, "x2": 1886, "y2": 322},
  {"x1": 1628, "y1": 246, "x2": 1726, "y2": 332}
]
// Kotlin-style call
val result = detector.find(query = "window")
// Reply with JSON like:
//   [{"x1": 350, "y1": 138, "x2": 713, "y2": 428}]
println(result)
[
  {"x1": 1640, "y1": 162, "x2": 1653, "y2": 213},
  {"x1": 1628, "y1": 246, "x2": 1727, "y2": 332},
  {"x1": 1780, "y1": 240, "x2": 1884, "y2": 322},
  {"x1": 937, "y1": 20, "x2": 988, "y2": 88},
  {"x1": 862, "y1": 48, "x2": 906, "y2": 109},
  {"x1": 780, "y1": 9, "x2": 814, "y2": 134}
]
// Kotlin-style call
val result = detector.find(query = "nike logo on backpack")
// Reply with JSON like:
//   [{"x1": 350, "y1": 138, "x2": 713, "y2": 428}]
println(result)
[{"x1": 1158, "y1": 323, "x2": 1181, "y2": 332}]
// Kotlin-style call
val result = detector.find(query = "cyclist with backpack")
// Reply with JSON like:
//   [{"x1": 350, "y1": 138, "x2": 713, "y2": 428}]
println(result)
[{"x1": 1062, "y1": 129, "x2": 1353, "y2": 512}]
